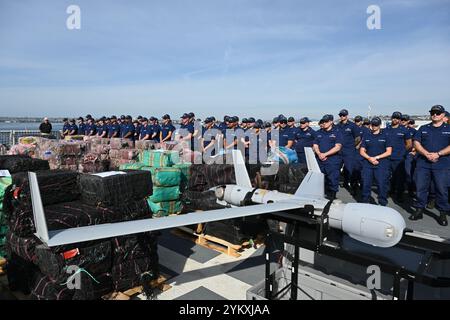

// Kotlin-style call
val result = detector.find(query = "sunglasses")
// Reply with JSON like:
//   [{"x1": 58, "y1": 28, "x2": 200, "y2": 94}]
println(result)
[
  {"x1": 300, "y1": 121, "x2": 307, "y2": 124},
  {"x1": 339, "y1": 114, "x2": 347, "y2": 117},
  {"x1": 430, "y1": 111, "x2": 443, "y2": 116}
]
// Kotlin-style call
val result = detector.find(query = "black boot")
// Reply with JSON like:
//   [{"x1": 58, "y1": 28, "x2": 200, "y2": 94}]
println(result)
[
  {"x1": 326, "y1": 191, "x2": 336, "y2": 201},
  {"x1": 409, "y1": 208, "x2": 424, "y2": 221},
  {"x1": 438, "y1": 212, "x2": 448, "y2": 227}
]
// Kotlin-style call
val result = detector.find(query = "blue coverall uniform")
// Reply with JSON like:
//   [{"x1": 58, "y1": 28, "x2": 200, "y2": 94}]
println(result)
[
  {"x1": 413, "y1": 123, "x2": 450, "y2": 214},
  {"x1": 313, "y1": 127, "x2": 343, "y2": 194},
  {"x1": 294, "y1": 127, "x2": 316, "y2": 164},
  {"x1": 336, "y1": 121, "x2": 361, "y2": 186},
  {"x1": 360, "y1": 130, "x2": 392, "y2": 206},
  {"x1": 385, "y1": 125, "x2": 412, "y2": 197}
]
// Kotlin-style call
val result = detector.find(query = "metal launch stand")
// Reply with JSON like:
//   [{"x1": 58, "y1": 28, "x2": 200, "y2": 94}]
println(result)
[{"x1": 263, "y1": 202, "x2": 450, "y2": 300}]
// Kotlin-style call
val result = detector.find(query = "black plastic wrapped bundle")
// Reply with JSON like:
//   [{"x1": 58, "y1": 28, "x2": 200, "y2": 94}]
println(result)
[
  {"x1": 30, "y1": 271, "x2": 113, "y2": 300},
  {"x1": 5, "y1": 231, "x2": 39, "y2": 263},
  {"x1": 35, "y1": 240, "x2": 112, "y2": 281},
  {"x1": 111, "y1": 256, "x2": 159, "y2": 292},
  {"x1": 112, "y1": 232, "x2": 158, "y2": 265},
  {"x1": 181, "y1": 190, "x2": 227, "y2": 213},
  {"x1": 275, "y1": 163, "x2": 307, "y2": 186},
  {"x1": 44, "y1": 199, "x2": 151, "y2": 231},
  {"x1": 0, "y1": 155, "x2": 49, "y2": 174},
  {"x1": 80, "y1": 170, "x2": 152, "y2": 207},
  {"x1": 204, "y1": 216, "x2": 268, "y2": 245},
  {"x1": 6, "y1": 252, "x2": 39, "y2": 294},
  {"x1": 9, "y1": 170, "x2": 81, "y2": 209}
]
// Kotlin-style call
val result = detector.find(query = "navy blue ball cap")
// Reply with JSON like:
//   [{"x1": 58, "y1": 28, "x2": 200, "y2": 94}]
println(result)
[
  {"x1": 264, "y1": 121, "x2": 272, "y2": 128},
  {"x1": 278, "y1": 116, "x2": 288, "y2": 123},
  {"x1": 287, "y1": 116, "x2": 295, "y2": 122},
  {"x1": 248, "y1": 117, "x2": 256, "y2": 123},
  {"x1": 408, "y1": 119, "x2": 415, "y2": 125},
  {"x1": 445, "y1": 111, "x2": 450, "y2": 118},
  {"x1": 338, "y1": 109, "x2": 349, "y2": 116},
  {"x1": 429, "y1": 105, "x2": 445, "y2": 113},
  {"x1": 242, "y1": 118, "x2": 248, "y2": 123},
  {"x1": 321, "y1": 114, "x2": 333, "y2": 122},
  {"x1": 85, "y1": 114, "x2": 92, "y2": 119},
  {"x1": 300, "y1": 117, "x2": 310, "y2": 123},
  {"x1": 391, "y1": 111, "x2": 402, "y2": 119},
  {"x1": 363, "y1": 118, "x2": 370, "y2": 125},
  {"x1": 211, "y1": 116, "x2": 216, "y2": 121},
  {"x1": 401, "y1": 114, "x2": 410, "y2": 121},
  {"x1": 370, "y1": 117, "x2": 382, "y2": 126},
  {"x1": 272, "y1": 116, "x2": 279, "y2": 123},
  {"x1": 77, "y1": 117, "x2": 84, "y2": 121},
  {"x1": 354, "y1": 115, "x2": 363, "y2": 122},
  {"x1": 162, "y1": 114, "x2": 171, "y2": 120},
  {"x1": 188, "y1": 112, "x2": 195, "y2": 118},
  {"x1": 204, "y1": 117, "x2": 213, "y2": 124},
  {"x1": 181, "y1": 113, "x2": 190, "y2": 119}
]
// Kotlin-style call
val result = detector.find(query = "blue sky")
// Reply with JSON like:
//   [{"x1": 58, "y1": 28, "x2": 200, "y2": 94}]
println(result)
[{"x1": 0, "y1": 0, "x2": 449, "y2": 119}]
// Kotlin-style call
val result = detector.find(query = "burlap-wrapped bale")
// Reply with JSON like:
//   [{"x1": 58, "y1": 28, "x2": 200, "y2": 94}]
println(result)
[
  {"x1": 79, "y1": 171, "x2": 152, "y2": 207},
  {"x1": 110, "y1": 138, "x2": 133, "y2": 150}
]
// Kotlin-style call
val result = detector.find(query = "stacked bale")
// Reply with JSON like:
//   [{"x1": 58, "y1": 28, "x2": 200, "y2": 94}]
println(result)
[
  {"x1": 3, "y1": 168, "x2": 159, "y2": 299},
  {"x1": 108, "y1": 138, "x2": 138, "y2": 170}
]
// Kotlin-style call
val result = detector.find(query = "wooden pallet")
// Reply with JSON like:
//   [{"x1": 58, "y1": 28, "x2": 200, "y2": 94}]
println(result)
[
  {"x1": 172, "y1": 226, "x2": 254, "y2": 258},
  {"x1": 102, "y1": 274, "x2": 171, "y2": 300}
]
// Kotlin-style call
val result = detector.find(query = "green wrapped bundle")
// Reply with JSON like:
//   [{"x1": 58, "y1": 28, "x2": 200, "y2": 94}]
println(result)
[
  {"x1": 119, "y1": 162, "x2": 146, "y2": 170},
  {"x1": 0, "y1": 177, "x2": 11, "y2": 258},
  {"x1": 146, "y1": 199, "x2": 183, "y2": 217},
  {"x1": 139, "y1": 150, "x2": 181, "y2": 167},
  {"x1": 148, "y1": 186, "x2": 180, "y2": 203},
  {"x1": 173, "y1": 163, "x2": 191, "y2": 184},
  {"x1": 151, "y1": 167, "x2": 181, "y2": 187}
]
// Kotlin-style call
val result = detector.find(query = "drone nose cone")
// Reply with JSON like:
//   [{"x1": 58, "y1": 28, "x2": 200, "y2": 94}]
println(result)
[{"x1": 341, "y1": 203, "x2": 406, "y2": 248}]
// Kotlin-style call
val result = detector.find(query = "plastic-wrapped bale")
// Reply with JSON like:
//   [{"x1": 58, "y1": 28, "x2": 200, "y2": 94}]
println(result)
[
  {"x1": 204, "y1": 216, "x2": 268, "y2": 245},
  {"x1": 275, "y1": 163, "x2": 307, "y2": 186},
  {"x1": 111, "y1": 256, "x2": 159, "y2": 292},
  {"x1": 188, "y1": 164, "x2": 236, "y2": 192},
  {"x1": 148, "y1": 167, "x2": 181, "y2": 187},
  {"x1": 173, "y1": 162, "x2": 191, "y2": 191},
  {"x1": 180, "y1": 190, "x2": 226, "y2": 213},
  {"x1": 111, "y1": 232, "x2": 158, "y2": 265},
  {"x1": 110, "y1": 138, "x2": 133, "y2": 150},
  {"x1": 30, "y1": 270, "x2": 113, "y2": 300},
  {"x1": 139, "y1": 150, "x2": 180, "y2": 167},
  {"x1": 6, "y1": 252, "x2": 39, "y2": 294},
  {"x1": 119, "y1": 162, "x2": 145, "y2": 170},
  {"x1": 109, "y1": 158, "x2": 136, "y2": 170},
  {"x1": 109, "y1": 149, "x2": 139, "y2": 161},
  {"x1": 78, "y1": 161, "x2": 109, "y2": 173},
  {"x1": 11, "y1": 170, "x2": 81, "y2": 207},
  {"x1": 48, "y1": 155, "x2": 79, "y2": 170},
  {"x1": 44, "y1": 199, "x2": 151, "y2": 230},
  {"x1": 0, "y1": 176, "x2": 12, "y2": 257},
  {"x1": 79, "y1": 171, "x2": 152, "y2": 207},
  {"x1": 35, "y1": 240, "x2": 112, "y2": 282},
  {"x1": 146, "y1": 199, "x2": 183, "y2": 217},
  {"x1": 148, "y1": 186, "x2": 179, "y2": 203},
  {"x1": 0, "y1": 155, "x2": 50, "y2": 174},
  {"x1": 5, "y1": 231, "x2": 39, "y2": 263},
  {"x1": 135, "y1": 140, "x2": 158, "y2": 150}
]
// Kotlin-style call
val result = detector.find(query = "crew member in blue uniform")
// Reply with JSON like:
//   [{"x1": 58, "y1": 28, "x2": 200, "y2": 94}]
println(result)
[
  {"x1": 313, "y1": 114, "x2": 343, "y2": 200},
  {"x1": 77, "y1": 117, "x2": 86, "y2": 135},
  {"x1": 97, "y1": 117, "x2": 108, "y2": 138},
  {"x1": 121, "y1": 115, "x2": 135, "y2": 141},
  {"x1": 354, "y1": 115, "x2": 369, "y2": 191},
  {"x1": 359, "y1": 117, "x2": 392, "y2": 206},
  {"x1": 278, "y1": 116, "x2": 294, "y2": 148},
  {"x1": 223, "y1": 116, "x2": 241, "y2": 151},
  {"x1": 108, "y1": 116, "x2": 120, "y2": 138},
  {"x1": 201, "y1": 117, "x2": 218, "y2": 159},
  {"x1": 160, "y1": 114, "x2": 176, "y2": 143},
  {"x1": 61, "y1": 118, "x2": 70, "y2": 138},
  {"x1": 179, "y1": 113, "x2": 195, "y2": 150},
  {"x1": 409, "y1": 105, "x2": 450, "y2": 226},
  {"x1": 385, "y1": 111, "x2": 412, "y2": 202},
  {"x1": 85, "y1": 118, "x2": 96, "y2": 136},
  {"x1": 294, "y1": 117, "x2": 316, "y2": 164},
  {"x1": 402, "y1": 115, "x2": 418, "y2": 196},
  {"x1": 139, "y1": 118, "x2": 150, "y2": 140},
  {"x1": 336, "y1": 109, "x2": 361, "y2": 192},
  {"x1": 149, "y1": 117, "x2": 161, "y2": 142},
  {"x1": 67, "y1": 119, "x2": 78, "y2": 136}
]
